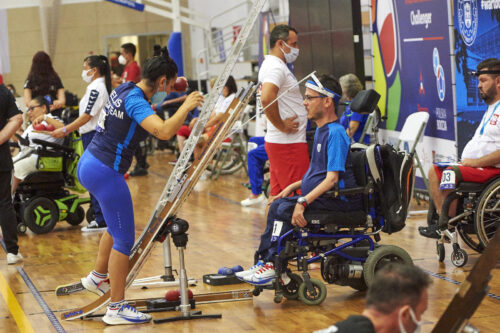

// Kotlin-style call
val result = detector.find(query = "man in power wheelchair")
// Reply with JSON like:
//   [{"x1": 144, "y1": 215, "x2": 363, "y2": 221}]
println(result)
[
  {"x1": 235, "y1": 74, "x2": 414, "y2": 305},
  {"x1": 419, "y1": 58, "x2": 500, "y2": 267},
  {"x1": 12, "y1": 96, "x2": 90, "y2": 234}
]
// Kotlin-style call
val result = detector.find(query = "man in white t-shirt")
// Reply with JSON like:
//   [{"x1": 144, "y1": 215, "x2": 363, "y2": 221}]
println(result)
[
  {"x1": 259, "y1": 24, "x2": 309, "y2": 208},
  {"x1": 420, "y1": 58, "x2": 500, "y2": 239}
]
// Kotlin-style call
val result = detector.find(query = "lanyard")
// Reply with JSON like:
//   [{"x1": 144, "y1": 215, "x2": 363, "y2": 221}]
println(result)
[{"x1": 479, "y1": 101, "x2": 500, "y2": 135}]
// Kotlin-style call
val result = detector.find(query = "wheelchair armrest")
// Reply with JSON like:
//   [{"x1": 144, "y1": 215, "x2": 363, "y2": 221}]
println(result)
[
  {"x1": 32, "y1": 138, "x2": 74, "y2": 153},
  {"x1": 324, "y1": 187, "x2": 368, "y2": 199},
  {"x1": 15, "y1": 133, "x2": 30, "y2": 147}
]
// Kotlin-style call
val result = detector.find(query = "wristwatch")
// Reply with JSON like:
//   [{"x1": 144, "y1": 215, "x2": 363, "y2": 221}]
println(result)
[
  {"x1": 297, "y1": 196, "x2": 309, "y2": 208},
  {"x1": 62, "y1": 127, "x2": 67, "y2": 134}
]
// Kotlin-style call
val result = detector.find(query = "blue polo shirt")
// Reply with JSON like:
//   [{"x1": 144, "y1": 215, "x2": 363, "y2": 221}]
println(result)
[
  {"x1": 301, "y1": 122, "x2": 361, "y2": 211},
  {"x1": 88, "y1": 82, "x2": 154, "y2": 174}
]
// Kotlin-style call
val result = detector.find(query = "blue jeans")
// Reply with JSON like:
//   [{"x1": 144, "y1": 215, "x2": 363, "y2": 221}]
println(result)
[
  {"x1": 82, "y1": 131, "x2": 106, "y2": 227},
  {"x1": 247, "y1": 136, "x2": 268, "y2": 196}
]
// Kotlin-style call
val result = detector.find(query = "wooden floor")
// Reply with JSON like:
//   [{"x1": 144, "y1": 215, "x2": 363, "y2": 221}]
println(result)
[{"x1": 1, "y1": 150, "x2": 500, "y2": 333}]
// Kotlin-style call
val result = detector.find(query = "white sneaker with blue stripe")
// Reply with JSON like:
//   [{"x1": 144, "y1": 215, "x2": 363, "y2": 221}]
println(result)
[
  {"x1": 102, "y1": 302, "x2": 152, "y2": 325},
  {"x1": 243, "y1": 262, "x2": 276, "y2": 285},
  {"x1": 235, "y1": 260, "x2": 264, "y2": 280}
]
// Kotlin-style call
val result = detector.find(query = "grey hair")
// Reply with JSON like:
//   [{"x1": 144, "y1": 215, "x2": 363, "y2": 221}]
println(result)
[{"x1": 339, "y1": 74, "x2": 363, "y2": 100}]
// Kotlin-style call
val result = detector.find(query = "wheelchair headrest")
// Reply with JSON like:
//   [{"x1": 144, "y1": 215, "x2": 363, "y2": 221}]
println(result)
[{"x1": 349, "y1": 90, "x2": 381, "y2": 114}]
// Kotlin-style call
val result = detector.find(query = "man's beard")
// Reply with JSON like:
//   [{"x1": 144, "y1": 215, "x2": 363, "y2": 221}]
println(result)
[{"x1": 480, "y1": 85, "x2": 497, "y2": 104}]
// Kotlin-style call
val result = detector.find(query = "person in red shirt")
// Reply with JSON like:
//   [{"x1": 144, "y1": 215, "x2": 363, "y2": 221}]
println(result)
[{"x1": 112, "y1": 43, "x2": 141, "y2": 87}]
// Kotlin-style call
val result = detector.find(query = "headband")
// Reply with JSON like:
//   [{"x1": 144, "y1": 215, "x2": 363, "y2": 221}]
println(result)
[
  {"x1": 468, "y1": 69, "x2": 500, "y2": 76},
  {"x1": 304, "y1": 73, "x2": 341, "y2": 103}
]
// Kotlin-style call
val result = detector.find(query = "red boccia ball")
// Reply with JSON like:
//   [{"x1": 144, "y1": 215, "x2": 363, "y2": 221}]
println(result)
[
  {"x1": 174, "y1": 77, "x2": 188, "y2": 92},
  {"x1": 165, "y1": 289, "x2": 180, "y2": 301},
  {"x1": 33, "y1": 123, "x2": 46, "y2": 131},
  {"x1": 45, "y1": 124, "x2": 55, "y2": 131}
]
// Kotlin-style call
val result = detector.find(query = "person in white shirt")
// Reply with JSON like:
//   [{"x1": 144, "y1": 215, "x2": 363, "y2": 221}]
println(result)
[
  {"x1": 193, "y1": 76, "x2": 238, "y2": 161},
  {"x1": 52, "y1": 55, "x2": 111, "y2": 232},
  {"x1": 259, "y1": 24, "x2": 309, "y2": 211},
  {"x1": 420, "y1": 58, "x2": 500, "y2": 239},
  {"x1": 12, "y1": 96, "x2": 64, "y2": 193}
]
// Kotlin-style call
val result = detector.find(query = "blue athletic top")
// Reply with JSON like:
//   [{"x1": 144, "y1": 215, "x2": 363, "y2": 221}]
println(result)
[
  {"x1": 88, "y1": 82, "x2": 155, "y2": 174},
  {"x1": 301, "y1": 122, "x2": 360, "y2": 210},
  {"x1": 340, "y1": 104, "x2": 370, "y2": 144}
]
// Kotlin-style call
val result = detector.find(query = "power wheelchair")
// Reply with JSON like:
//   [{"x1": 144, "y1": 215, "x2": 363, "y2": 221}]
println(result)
[
  {"x1": 427, "y1": 174, "x2": 500, "y2": 267},
  {"x1": 251, "y1": 144, "x2": 414, "y2": 305},
  {"x1": 13, "y1": 132, "x2": 91, "y2": 234}
]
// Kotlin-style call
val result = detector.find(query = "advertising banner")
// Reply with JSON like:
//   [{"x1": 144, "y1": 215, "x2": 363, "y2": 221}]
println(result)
[
  {"x1": 372, "y1": 0, "x2": 457, "y2": 189},
  {"x1": 454, "y1": 0, "x2": 500, "y2": 156}
]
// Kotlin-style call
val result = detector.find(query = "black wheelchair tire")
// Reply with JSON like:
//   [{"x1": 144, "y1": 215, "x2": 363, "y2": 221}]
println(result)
[
  {"x1": 363, "y1": 245, "x2": 413, "y2": 287},
  {"x1": 207, "y1": 148, "x2": 244, "y2": 175},
  {"x1": 282, "y1": 273, "x2": 303, "y2": 300},
  {"x1": 23, "y1": 197, "x2": 59, "y2": 234},
  {"x1": 457, "y1": 224, "x2": 484, "y2": 253},
  {"x1": 298, "y1": 278, "x2": 327, "y2": 305},
  {"x1": 66, "y1": 206, "x2": 85, "y2": 226},
  {"x1": 451, "y1": 249, "x2": 468, "y2": 268},
  {"x1": 474, "y1": 180, "x2": 500, "y2": 248},
  {"x1": 436, "y1": 242, "x2": 445, "y2": 262}
]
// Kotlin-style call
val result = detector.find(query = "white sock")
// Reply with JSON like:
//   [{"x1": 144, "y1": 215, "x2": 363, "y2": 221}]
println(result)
[{"x1": 88, "y1": 270, "x2": 107, "y2": 285}]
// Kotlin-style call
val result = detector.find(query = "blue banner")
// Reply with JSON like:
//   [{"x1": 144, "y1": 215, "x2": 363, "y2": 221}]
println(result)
[
  {"x1": 105, "y1": 0, "x2": 144, "y2": 12},
  {"x1": 454, "y1": 0, "x2": 500, "y2": 156}
]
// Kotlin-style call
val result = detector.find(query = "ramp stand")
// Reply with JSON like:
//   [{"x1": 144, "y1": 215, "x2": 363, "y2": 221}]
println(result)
[
  {"x1": 155, "y1": 219, "x2": 221, "y2": 324},
  {"x1": 132, "y1": 235, "x2": 197, "y2": 288}
]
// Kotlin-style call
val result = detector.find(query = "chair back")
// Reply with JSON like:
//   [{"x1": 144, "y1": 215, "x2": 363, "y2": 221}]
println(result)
[{"x1": 398, "y1": 112, "x2": 429, "y2": 146}]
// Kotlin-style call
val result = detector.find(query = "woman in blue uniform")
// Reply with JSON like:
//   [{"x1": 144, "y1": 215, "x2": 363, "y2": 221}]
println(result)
[{"x1": 77, "y1": 48, "x2": 203, "y2": 325}]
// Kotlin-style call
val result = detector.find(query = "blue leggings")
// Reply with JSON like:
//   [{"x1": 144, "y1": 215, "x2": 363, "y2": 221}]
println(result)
[
  {"x1": 77, "y1": 150, "x2": 135, "y2": 255},
  {"x1": 247, "y1": 136, "x2": 268, "y2": 196},
  {"x1": 81, "y1": 131, "x2": 106, "y2": 227}
]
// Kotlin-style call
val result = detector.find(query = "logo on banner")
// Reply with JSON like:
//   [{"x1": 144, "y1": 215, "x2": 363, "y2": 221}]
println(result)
[
  {"x1": 432, "y1": 48, "x2": 446, "y2": 102},
  {"x1": 458, "y1": 0, "x2": 478, "y2": 46}
]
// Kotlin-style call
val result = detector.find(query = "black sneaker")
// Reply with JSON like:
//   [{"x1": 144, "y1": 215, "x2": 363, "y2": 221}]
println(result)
[
  {"x1": 129, "y1": 168, "x2": 148, "y2": 176},
  {"x1": 418, "y1": 225, "x2": 441, "y2": 239}
]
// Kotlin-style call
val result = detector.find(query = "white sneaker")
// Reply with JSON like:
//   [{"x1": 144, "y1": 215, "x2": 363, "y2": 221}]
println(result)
[
  {"x1": 241, "y1": 194, "x2": 267, "y2": 206},
  {"x1": 244, "y1": 262, "x2": 276, "y2": 285},
  {"x1": 102, "y1": 303, "x2": 152, "y2": 325},
  {"x1": 81, "y1": 275, "x2": 110, "y2": 296},
  {"x1": 81, "y1": 220, "x2": 107, "y2": 233},
  {"x1": 6, "y1": 252, "x2": 23, "y2": 265},
  {"x1": 235, "y1": 260, "x2": 264, "y2": 280}
]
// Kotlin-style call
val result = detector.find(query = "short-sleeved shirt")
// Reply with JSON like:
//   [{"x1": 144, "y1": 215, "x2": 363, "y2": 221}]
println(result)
[
  {"x1": 88, "y1": 82, "x2": 154, "y2": 174},
  {"x1": 340, "y1": 104, "x2": 370, "y2": 144},
  {"x1": 0, "y1": 84, "x2": 22, "y2": 171},
  {"x1": 24, "y1": 74, "x2": 64, "y2": 103},
  {"x1": 462, "y1": 100, "x2": 500, "y2": 167},
  {"x1": 122, "y1": 61, "x2": 141, "y2": 83},
  {"x1": 258, "y1": 55, "x2": 307, "y2": 144},
  {"x1": 301, "y1": 122, "x2": 360, "y2": 211},
  {"x1": 314, "y1": 315, "x2": 375, "y2": 333},
  {"x1": 78, "y1": 77, "x2": 109, "y2": 135},
  {"x1": 20, "y1": 114, "x2": 65, "y2": 149},
  {"x1": 213, "y1": 93, "x2": 236, "y2": 114}
]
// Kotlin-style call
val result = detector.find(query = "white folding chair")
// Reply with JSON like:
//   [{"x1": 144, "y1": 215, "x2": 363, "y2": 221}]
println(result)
[{"x1": 396, "y1": 111, "x2": 430, "y2": 193}]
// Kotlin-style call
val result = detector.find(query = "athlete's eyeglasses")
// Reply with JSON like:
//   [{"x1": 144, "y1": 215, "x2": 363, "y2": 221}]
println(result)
[
  {"x1": 304, "y1": 95, "x2": 327, "y2": 101},
  {"x1": 27, "y1": 105, "x2": 42, "y2": 112}
]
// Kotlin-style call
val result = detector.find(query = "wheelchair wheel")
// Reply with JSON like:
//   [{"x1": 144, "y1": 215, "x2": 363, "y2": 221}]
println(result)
[
  {"x1": 282, "y1": 273, "x2": 303, "y2": 300},
  {"x1": 474, "y1": 180, "x2": 500, "y2": 248},
  {"x1": 363, "y1": 245, "x2": 413, "y2": 287},
  {"x1": 451, "y1": 248, "x2": 468, "y2": 267},
  {"x1": 457, "y1": 223, "x2": 483, "y2": 253},
  {"x1": 23, "y1": 197, "x2": 59, "y2": 234},
  {"x1": 207, "y1": 148, "x2": 244, "y2": 175},
  {"x1": 66, "y1": 206, "x2": 85, "y2": 226},
  {"x1": 298, "y1": 278, "x2": 327, "y2": 305}
]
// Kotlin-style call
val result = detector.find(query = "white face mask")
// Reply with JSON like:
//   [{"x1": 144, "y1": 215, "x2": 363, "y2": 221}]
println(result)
[
  {"x1": 118, "y1": 54, "x2": 127, "y2": 65},
  {"x1": 81, "y1": 69, "x2": 93, "y2": 83},
  {"x1": 398, "y1": 307, "x2": 422, "y2": 333},
  {"x1": 280, "y1": 41, "x2": 299, "y2": 64}
]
